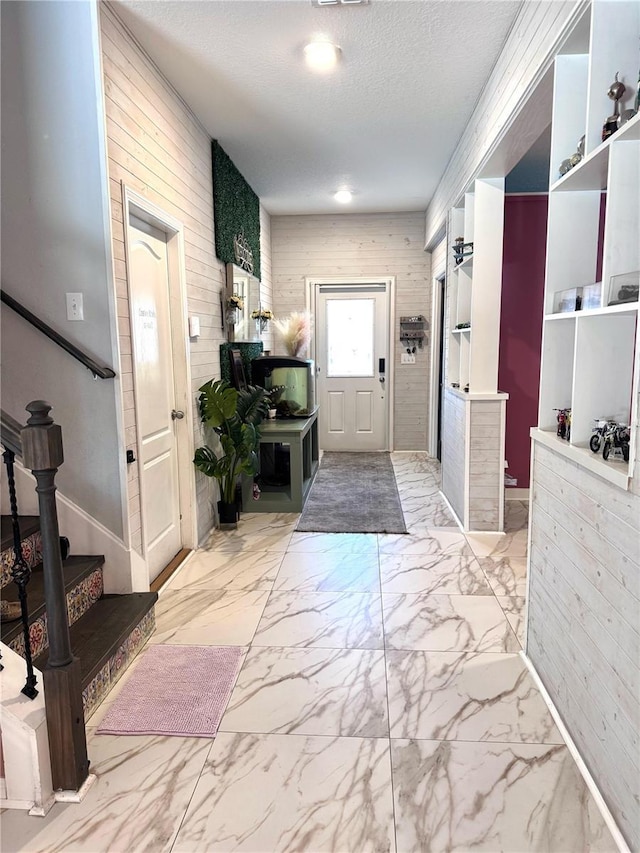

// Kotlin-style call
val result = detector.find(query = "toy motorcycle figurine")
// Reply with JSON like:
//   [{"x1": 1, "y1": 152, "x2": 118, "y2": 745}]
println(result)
[
  {"x1": 602, "y1": 422, "x2": 630, "y2": 462},
  {"x1": 553, "y1": 408, "x2": 571, "y2": 440},
  {"x1": 590, "y1": 418, "x2": 611, "y2": 453}
]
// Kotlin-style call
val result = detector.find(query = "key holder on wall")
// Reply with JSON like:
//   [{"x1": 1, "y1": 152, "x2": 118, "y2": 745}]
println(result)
[{"x1": 399, "y1": 315, "x2": 427, "y2": 353}]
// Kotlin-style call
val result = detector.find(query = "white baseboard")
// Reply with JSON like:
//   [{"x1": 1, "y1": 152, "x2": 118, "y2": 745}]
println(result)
[
  {"x1": 54, "y1": 774, "x2": 97, "y2": 804},
  {"x1": 520, "y1": 652, "x2": 630, "y2": 853},
  {"x1": 438, "y1": 490, "x2": 464, "y2": 533},
  {"x1": 505, "y1": 487, "x2": 530, "y2": 500}
]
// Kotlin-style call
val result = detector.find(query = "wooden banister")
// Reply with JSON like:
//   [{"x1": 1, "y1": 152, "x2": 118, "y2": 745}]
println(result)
[{"x1": 21, "y1": 401, "x2": 89, "y2": 792}]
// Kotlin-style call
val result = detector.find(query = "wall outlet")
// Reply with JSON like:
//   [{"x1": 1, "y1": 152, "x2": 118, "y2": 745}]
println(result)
[
  {"x1": 401, "y1": 352, "x2": 416, "y2": 365},
  {"x1": 66, "y1": 292, "x2": 84, "y2": 321}
]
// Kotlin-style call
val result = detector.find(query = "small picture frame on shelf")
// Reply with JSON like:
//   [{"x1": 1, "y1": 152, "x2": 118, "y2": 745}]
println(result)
[
  {"x1": 582, "y1": 282, "x2": 602, "y2": 311},
  {"x1": 553, "y1": 287, "x2": 583, "y2": 314},
  {"x1": 607, "y1": 271, "x2": 639, "y2": 306}
]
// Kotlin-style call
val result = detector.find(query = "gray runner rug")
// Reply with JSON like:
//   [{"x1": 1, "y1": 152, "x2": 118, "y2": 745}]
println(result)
[{"x1": 296, "y1": 452, "x2": 407, "y2": 534}]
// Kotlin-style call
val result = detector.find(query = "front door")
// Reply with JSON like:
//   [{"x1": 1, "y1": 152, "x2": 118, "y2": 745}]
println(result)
[
  {"x1": 316, "y1": 283, "x2": 389, "y2": 451},
  {"x1": 128, "y1": 214, "x2": 182, "y2": 582}
]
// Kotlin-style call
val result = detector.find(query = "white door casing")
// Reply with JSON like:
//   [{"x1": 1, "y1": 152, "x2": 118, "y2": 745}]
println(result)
[{"x1": 313, "y1": 281, "x2": 392, "y2": 451}]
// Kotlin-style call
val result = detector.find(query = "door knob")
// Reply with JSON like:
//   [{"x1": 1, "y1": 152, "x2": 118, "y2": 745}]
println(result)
[{"x1": 171, "y1": 409, "x2": 185, "y2": 420}]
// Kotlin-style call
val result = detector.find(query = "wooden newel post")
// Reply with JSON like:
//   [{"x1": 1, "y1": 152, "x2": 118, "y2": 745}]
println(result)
[{"x1": 21, "y1": 401, "x2": 89, "y2": 792}]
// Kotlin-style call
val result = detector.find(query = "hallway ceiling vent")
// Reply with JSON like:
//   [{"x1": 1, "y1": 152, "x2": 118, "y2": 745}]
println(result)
[{"x1": 312, "y1": 0, "x2": 369, "y2": 6}]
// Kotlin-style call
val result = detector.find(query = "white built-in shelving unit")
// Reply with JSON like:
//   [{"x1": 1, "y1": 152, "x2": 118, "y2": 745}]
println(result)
[
  {"x1": 447, "y1": 180, "x2": 506, "y2": 395},
  {"x1": 442, "y1": 179, "x2": 509, "y2": 531},
  {"x1": 535, "y1": 0, "x2": 640, "y2": 489}
]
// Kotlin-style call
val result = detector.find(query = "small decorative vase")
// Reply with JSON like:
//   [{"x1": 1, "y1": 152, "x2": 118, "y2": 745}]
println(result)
[
  {"x1": 217, "y1": 500, "x2": 238, "y2": 528},
  {"x1": 225, "y1": 306, "x2": 239, "y2": 327}
]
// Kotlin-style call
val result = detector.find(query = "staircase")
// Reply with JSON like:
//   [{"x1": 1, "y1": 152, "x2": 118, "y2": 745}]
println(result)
[{"x1": 1, "y1": 515, "x2": 157, "y2": 721}]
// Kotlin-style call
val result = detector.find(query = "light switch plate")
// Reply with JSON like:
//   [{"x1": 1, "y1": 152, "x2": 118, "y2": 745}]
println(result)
[
  {"x1": 401, "y1": 352, "x2": 416, "y2": 364},
  {"x1": 66, "y1": 292, "x2": 84, "y2": 321}
]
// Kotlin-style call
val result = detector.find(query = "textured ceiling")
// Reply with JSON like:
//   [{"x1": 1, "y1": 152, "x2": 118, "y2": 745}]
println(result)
[{"x1": 113, "y1": 0, "x2": 522, "y2": 215}]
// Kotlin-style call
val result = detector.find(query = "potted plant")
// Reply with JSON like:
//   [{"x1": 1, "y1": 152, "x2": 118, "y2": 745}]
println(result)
[{"x1": 194, "y1": 379, "x2": 268, "y2": 526}]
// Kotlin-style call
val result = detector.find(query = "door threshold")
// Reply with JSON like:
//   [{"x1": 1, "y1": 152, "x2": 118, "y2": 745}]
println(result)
[{"x1": 150, "y1": 548, "x2": 191, "y2": 593}]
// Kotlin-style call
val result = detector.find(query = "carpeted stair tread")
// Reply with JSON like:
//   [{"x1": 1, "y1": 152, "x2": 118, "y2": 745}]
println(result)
[
  {"x1": 1, "y1": 555, "x2": 105, "y2": 645},
  {"x1": 1, "y1": 515, "x2": 40, "y2": 552},
  {"x1": 34, "y1": 592, "x2": 157, "y2": 687}
]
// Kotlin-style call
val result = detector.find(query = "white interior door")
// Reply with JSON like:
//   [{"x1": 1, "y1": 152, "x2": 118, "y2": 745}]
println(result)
[
  {"x1": 316, "y1": 284, "x2": 389, "y2": 451},
  {"x1": 128, "y1": 214, "x2": 182, "y2": 582}
]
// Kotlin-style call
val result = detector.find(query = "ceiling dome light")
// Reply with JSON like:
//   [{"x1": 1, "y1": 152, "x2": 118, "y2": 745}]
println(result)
[
  {"x1": 334, "y1": 189, "x2": 352, "y2": 203},
  {"x1": 304, "y1": 40, "x2": 341, "y2": 72}
]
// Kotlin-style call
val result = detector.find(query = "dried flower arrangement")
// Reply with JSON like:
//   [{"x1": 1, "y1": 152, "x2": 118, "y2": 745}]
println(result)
[
  {"x1": 250, "y1": 309, "x2": 274, "y2": 321},
  {"x1": 227, "y1": 294, "x2": 244, "y2": 310},
  {"x1": 273, "y1": 311, "x2": 311, "y2": 357}
]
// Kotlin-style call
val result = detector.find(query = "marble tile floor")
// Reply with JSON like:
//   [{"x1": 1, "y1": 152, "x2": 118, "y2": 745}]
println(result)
[{"x1": 2, "y1": 455, "x2": 617, "y2": 852}]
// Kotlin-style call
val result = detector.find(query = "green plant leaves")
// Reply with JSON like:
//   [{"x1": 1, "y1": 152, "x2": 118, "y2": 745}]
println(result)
[
  {"x1": 236, "y1": 385, "x2": 269, "y2": 425},
  {"x1": 193, "y1": 446, "x2": 222, "y2": 478},
  {"x1": 198, "y1": 379, "x2": 238, "y2": 427},
  {"x1": 194, "y1": 379, "x2": 268, "y2": 504}
]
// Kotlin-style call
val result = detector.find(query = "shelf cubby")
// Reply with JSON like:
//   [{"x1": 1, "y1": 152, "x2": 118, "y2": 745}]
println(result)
[
  {"x1": 538, "y1": 316, "x2": 576, "y2": 433},
  {"x1": 585, "y1": 0, "x2": 640, "y2": 156},
  {"x1": 601, "y1": 138, "x2": 640, "y2": 306},
  {"x1": 571, "y1": 310, "x2": 637, "y2": 446},
  {"x1": 549, "y1": 53, "x2": 589, "y2": 183},
  {"x1": 544, "y1": 190, "x2": 603, "y2": 314}
]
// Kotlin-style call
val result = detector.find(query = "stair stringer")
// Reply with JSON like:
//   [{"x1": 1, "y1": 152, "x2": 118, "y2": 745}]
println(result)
[
  {"x1": 2, "y1": 459, "x2": 148, "y2": 594},
  {"x1": 0, "y1": 644, "x2": 54, "y2": 816}
]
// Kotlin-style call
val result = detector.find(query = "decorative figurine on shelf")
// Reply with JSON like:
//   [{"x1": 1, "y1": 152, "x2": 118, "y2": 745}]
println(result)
[
  {"x1": 452, "y1": 237, "x2": 473, "y2": 265},
  {"x1": 589, "y1": 418, "x2": 615, "y2": 453},
  {"x1": 602, "y1": 72, "x2": 626, "y2": 141},
  {"x1": 601, "y1": 422, "x2": 630, "y2": 462},
  {"x1": 558, "y1": 135, "x2": 585, "y2": 178},
  {"x1": 454, "y1": 321, "x2": 471, "y2": 330},
  {"x1": 553, "y1": 408, "x2": 571, "y2": 440}
]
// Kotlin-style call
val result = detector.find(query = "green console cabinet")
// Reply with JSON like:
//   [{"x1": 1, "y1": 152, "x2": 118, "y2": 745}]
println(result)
[{"x1": 243, "y1": 410, "x2": 319, "y2": 513}]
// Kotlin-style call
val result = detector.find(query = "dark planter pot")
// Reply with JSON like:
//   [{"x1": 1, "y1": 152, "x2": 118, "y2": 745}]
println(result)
[{"x1": 217, "y1": 500, "x2": 238, "y2": 527}]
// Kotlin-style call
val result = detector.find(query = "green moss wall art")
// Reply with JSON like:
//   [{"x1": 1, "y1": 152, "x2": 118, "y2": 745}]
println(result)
[{"x1": 212, "y1": 140, "x2": 261, "y2": 280}]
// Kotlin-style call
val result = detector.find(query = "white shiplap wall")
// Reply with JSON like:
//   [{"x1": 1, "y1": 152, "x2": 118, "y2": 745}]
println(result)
[
  {"x1": 271, "y1": 213, "x2": 431, "y2": 451},
  {"x1": 527, "y1": 437, "x2": 640, "y2": 850},
  {"x1": 441, "y1": 393, "x2": 506, "y2": 531},
  {"x1": 101, "y1": 7, "x2": 273, "y2": 548},
  {"x1": 441, "y1": 389, "x2": 466, "y2": 522},
  {"x1": 425, "y1": 0, "x2": 587, "y2": 247},
  {"x1": 468, "y1": 399, "x2": 505, "y2": 531}
]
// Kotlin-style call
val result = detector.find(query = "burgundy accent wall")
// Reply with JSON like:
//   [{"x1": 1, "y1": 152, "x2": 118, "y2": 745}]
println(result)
[{"x1": 499, "y1": 195, "x2": 548, "y2": 490}]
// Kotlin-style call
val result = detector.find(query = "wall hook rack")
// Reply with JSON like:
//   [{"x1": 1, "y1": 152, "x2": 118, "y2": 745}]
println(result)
[{"x1": 399, "y1": 315, "x2": 427, "y2": 350}]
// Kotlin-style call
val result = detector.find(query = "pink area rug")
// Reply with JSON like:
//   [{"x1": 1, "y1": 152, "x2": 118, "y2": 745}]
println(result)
[{"x1": 97, "y1": 645, "x2": 243, "y2": 737}]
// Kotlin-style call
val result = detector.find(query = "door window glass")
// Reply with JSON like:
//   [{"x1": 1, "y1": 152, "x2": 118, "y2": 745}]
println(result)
[{"x1": 326, "y1": 298, "x2": 374, "y2": 377}]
